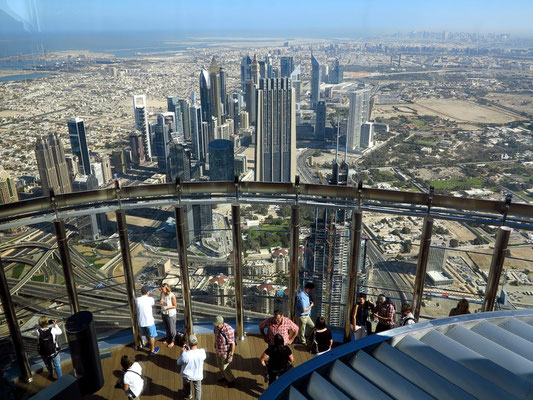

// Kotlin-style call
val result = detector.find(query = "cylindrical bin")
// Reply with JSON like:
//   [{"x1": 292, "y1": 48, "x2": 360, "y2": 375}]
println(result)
[{"x1": 65, "y1": 311, "x2": 104, "y2": 394}]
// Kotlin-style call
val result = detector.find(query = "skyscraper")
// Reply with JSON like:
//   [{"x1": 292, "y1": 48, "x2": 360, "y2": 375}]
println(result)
[
  {"x1": 251, "y1": 54, "x2": 260, "y2": 85},
  {"x1": 311, "y1": 55, "x2": 321, "y2": 109},
  {"x1": 167, "y1": 142, "x2": 191, "y2": 183},
  {"x1": 153, "y1": 113, "x2": 174, "y2": 170},
  {"x1": 265, "y1": 53, "x2": 273, "y2": 78},
  {"x1": 199, "y1": 68, "x2": 211, "y2": 123},
  {"x1": 0, "y1": 167, "x2": 18, "y2": 204},
  {"x1": 330, "y1": 59, "x2": 344, "y2": 84},
  {"x1": 290, "y1": 65, "x2": 302, "y2": 105},
  {"x1": 133, "y1": 95, "x2": 152, "y2": 161},
  {"x1": 209, "y1": 57, "x2": 223, "y2": 126},
  {"x1": 67, "y1": 118, "x2": 91, "y2": 175},
  {"x1": 255, "y1": 78, "x2": 296, "y2": 183},
  {"x1": 167, "y1": 97, "x2": 184, "y2": 136},
  {"x1": 129, "y1": 131, "x2": 145, "y2": 165},
  {"x1": 315, "y1": 101, "x2": 326, "y2": 138},
  {"x1": 179, "y1": 99, "x2": 191, "y2": 141},
  {"x1": 346, "y1": 88, "x2": 371, "y2": 150},
  {"x1": 280, "y1": 56, "x2": 294, "y2": 78},
  {"x1": 219, "y1": 65, "x2": 227, "y2": 116},
  {"x1": 240, "y1": 55, "x2": 252, "y2": 92},
  {"x1": 190, "y1": 104, "x2": 206, "y2": 162},
  {"x1": 245, "y1": 80, "x2": 256, "y2": 126},
  {"x1": 360, "y1": 122, "x2": 374, "y2": 148},
  {"x1": 35, "y1": 133, "x2": 72, "y2": 196},
  {"x1": 208, "y1": 139, "x2": 234, "y2": 182}
]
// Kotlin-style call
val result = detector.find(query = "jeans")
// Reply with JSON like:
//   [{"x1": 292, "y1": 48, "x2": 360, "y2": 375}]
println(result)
[
  {"x1": 43, "y1": 352, "x2": 62, "y2": 378},
  {"x1": 216, "y1": 354, "x2": 235, "y2": 382},
  {"x1": 297, "y1": 315, "x2": 315, "y2": 344},
  {"x1": 183, "y1": 377, "x2": 202, "y2": 400},
  {"x1": 162, "y1": 313, "x2": 176, "y2": 343}
]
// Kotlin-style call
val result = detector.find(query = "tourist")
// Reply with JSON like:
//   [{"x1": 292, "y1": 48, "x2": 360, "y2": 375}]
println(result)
[
  {"x1": 351, "y1": 292, "x2": 374, "y2": 339},
  {"x1": 371, "y1": 295, "x2": 396, "y2": 333},
  {"x1": 35, "y1": 316, "x2": 62, "y2": 379},
  {"x1": 295, "y1": 282, "x2": 315, "y2": 345},
  {"x1": 449, "y1": 298, "x2": 470, "y2": 316},
  {"x1": 177, "y1": 334, "x2": 206, "y2": 400},
  {"x1": 398, "y1": 302, "x2": 416, "y2": 327},
  {"x1": 260, "y1": 333, "x2": 293, "y2": 385},
  {"x1": 213, "y1": 315, "x2": 236, "y2": 388},
  {"x1": 259, "y1": 309, "x2": 299, "y2": 346},
  {"x1": 160, "y1": 283, "x2": 177, "y2": 348},
  {"x1": 117, "y1": 355, "x2": 143, "y2": 399},
  {"x1": 309, "y1": 317, "x2": 332, "y2": 357},
  {"x1": 135, "y1": 285, "x2": 159, "y2": 355}
]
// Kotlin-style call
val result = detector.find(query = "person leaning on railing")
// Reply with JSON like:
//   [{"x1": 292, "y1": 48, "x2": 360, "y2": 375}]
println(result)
[
  {"x1": 351, "y1": 292, "x2": 374, "y2": 339},
  {"x1": 33, "y1": 316, "x2": 62, "y2": 379},
  {"x1": 449, "y1": 298, "x2": 470, "y2": 316}
]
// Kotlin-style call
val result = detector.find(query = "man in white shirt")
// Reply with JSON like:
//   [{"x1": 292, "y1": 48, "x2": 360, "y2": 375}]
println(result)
[
  {"x1": 177, "y1": 334, "x2": 206, "y2": 400},
  {"x1": 34, "y1": 316, "x2": 62, "y2": 379},
  {"x1": 135, "y1": 285, "x2": 159, "y2": 355}
]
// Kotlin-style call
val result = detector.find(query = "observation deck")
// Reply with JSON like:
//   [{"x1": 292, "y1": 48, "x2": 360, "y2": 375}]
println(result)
[{"x1": 0, "y1": 180, "x2": 532, "y2": 398}]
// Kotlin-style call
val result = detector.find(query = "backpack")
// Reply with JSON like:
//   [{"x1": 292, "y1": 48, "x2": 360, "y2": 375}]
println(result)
[{"x1": 38, "y1": 328, "x2": 57, "y2": 357}]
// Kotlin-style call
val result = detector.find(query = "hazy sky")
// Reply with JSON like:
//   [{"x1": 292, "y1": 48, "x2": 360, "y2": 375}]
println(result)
[{"x1": 3, "y1": 0, "x2": 533, "y2": 36}]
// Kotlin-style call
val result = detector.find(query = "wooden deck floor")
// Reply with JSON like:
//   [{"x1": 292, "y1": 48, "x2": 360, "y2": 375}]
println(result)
[{"x1": 17, "y1": 333, "x2": 313, "y2": 399}]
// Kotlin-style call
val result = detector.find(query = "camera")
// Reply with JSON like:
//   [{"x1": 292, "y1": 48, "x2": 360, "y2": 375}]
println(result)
[
  {"x1": 183, "y1": 344, "x2": 189, "y2": 350},
  {"x1": 48, "y1": 319, "x2": 55, "y2": 325}
]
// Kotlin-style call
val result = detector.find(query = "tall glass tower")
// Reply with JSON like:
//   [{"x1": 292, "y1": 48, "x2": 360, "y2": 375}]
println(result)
[
  {"x1": 133, "y1": 94, "x2": 152, "y2": 161},
  {"x1": 67, "y1": 117, "x2": 91, "y2": 175},
  {"x1": 208, "y1": 139, "x2": 234, "y2": 182},
  {"x1": 311, "y1": 55, "x2": 321, "y2": 109}
]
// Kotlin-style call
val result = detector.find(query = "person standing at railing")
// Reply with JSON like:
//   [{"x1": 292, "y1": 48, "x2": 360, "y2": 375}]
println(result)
[
  {"x1": 351, "y1": 292, "x2": 374, "y2": 339},
  {"x1": 135, "y1": 285, "x2": 159, "y2": 355},
  {"x1": 160, "y1": 283, "x2": 177, "y2": 348},
  {"x1": 295, "y1": 282, "x2": 315, "y2": 345},
  {"x1": 397, "y1": 302, "x2": 416, "y2": 327},
  {"x1": 449, "y1": 298, "x2": 470, "y2": 316},
  {"x1": 260, "y1": 333, "x2": 293, "y2": 385},
  {"x1": 177, "y1": 334, "x2": 206, "y2": 400},
  {"x1": 259, "y1": 309, "x2": 299, "y2": 346},
  {"x1": 213, "y1": 315, "x2": 236, "y2": 388},
  {"x1": 371, "y1": 295, "x2": 396, "y2": 333},
  {"x1": 34, "y1": 316, "x2": 62, "y2": 379}
]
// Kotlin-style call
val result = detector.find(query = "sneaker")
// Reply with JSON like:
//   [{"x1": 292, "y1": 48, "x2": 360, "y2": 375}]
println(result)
[{"x1": 150, "y1": 347, "x2": 160, "y2": 355}]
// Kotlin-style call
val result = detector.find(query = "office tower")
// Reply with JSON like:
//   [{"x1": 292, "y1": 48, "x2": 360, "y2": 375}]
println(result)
[
  {"x1": 35, "y1": 133, "x2": 72, "y2": 196},
  {"x1": 190, "y1": 91, "x2": 197, "y2": 106},
  {"x1": 154, "y1": 113, "x2": 174, "y2": 170},
  {"x1": 219, "y1": 66, "x2": 227, "y2": 115},
  {"x1": 239, "y1": 110, "x2": 249, "y2": 130},
  {"x1": 167, "y1": 97, "x2": 184, "y2": 136},
  {"x1": 179, "y1": 99, "x2": 191, "y2": 141},
  {"x1": 234, "y1": 154, "x2": 248, "y2": 176},
  {"x1": 311, "y1": 55, "x2": 321, "y2": 109},
  {"x1": 255, "y1": 78, "x2": 296, "y2": 183},
  {"x1": 208, "y1": 139, "x2": 234, "y2": 181},
  {"x1": 167, "y1": 142, "x2": 191, "y2": 183},
  {"x1": 90, "y1": 162, "x2": 104, "y2": 186},
  {"x1": 216, "y1": 121, "x2": 232, "y2": 141},
  {"x1": 331, "y1": 127, "x2": 349, "y2": 187},
  {"x1": 331, "y1": 59, "x2": 343, "y2": 84},
  {"x1": 346, "y1": 88, "x2": 371, "y2": 150},
  {"x1": 251, "y1": 54, "x2": 260, "y2": 85},
  {"x1": 265, "y1": 54, "x2": 273, "y2": 78},
  {"x1": 245, "y1": 80, "x2": 256, "y2": 126},
  {"x1": 0, "y1": 167, "x2": 18, "y2": 204},
  {"x1": 65, "y1": 155, "x2": 79, "y2": 180},
  {"x1": 320, "y1": 64, "x2": 329, "y2": 83},
  {"x1": 133, "y1": 95, "x2": 152, "y2": 161},
  {"x1": 192, "y1": 203, "x2": 213, "y2": 240},
  {"x1": 315, "y1": 101, "x2": 326, "y2": 138},
  {"x1": 259, "y1": 60, "x2": 266, "y2": 79},
  {"x1": 290, "y1": 65, "x2": 302, "y2": 105},
  {"x1": 190, "y1": 104, "x2": 205, "y2": 162},
  {"x1": 240, "y1": 55, "x2": 252, "y2": 92},
  {"x1": 360, "y1": 122, "x2": 374, "y2": 148},
  {"x1": 209, "y1": 57, "x2": 223, "y2": 126},
  {"x1": 199, "y1": 68, "x2": 211, "y2": 123},
  {"x1": 129, "y1": 131, "x2": 145, "y2": 165},
  {"x1": 68, "y1": 118, "x2": 91, "y2": 175},
  {"x1": 232, "y1": 100, "x2": 240, "y2": 134},
  {"x1": 95, "y1": 153, "x2": 112, "y2": 184},
  {"x1": 111, "y1": 150, "x2": 128, "y2": 175},
  {"x1": 72, "y1": 174, "x2": 100, "y2": 240},
  {"x1": 280, "y1": 56, "x2": 294, "y2": 78}
]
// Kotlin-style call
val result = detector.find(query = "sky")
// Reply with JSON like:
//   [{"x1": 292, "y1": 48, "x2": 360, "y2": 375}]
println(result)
[{"x1": 2, "y1": 0, "x2": 533, "y2": 36}]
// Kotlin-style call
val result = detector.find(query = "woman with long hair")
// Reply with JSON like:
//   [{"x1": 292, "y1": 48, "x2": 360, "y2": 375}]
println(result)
[
  {"x1": 309, "y1": 316, "x2": 333, "y2": 357},
  {"x1": 260, "y1": 333, "x2": 293, "y2": 385},
  {"x1": 449, "y1": 298, "x2": 470, "y2": 316}
]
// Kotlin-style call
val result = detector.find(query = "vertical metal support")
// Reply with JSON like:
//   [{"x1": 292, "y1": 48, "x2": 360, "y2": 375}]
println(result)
[
  {"x1": 412, "y1": 217, "x2": 433, "y2": 320},
  {"x1": 482, "y1": 226, "x2": 511, "y2": 312},
  {"x1": 54, "y1": 220, "x2": 80, "y2": 313},
  {"x1": 231, "y1": 204, "x2": 245, "y2": 339},
  {"x1": 115, "y1": 210, "x2": 141, "y2": 348},
  {"x1": 0, "y1": 257, "x2": 32, "y2": 382},
  {"x1": 175, "y1": 206, "x2": 194, "y2": 336},
  {"x1": 344, "y1": 210, "x2": 362, "y2": 343},
  {"x1": 288, "y1": 205, "x2": 300, "y2": 321}
]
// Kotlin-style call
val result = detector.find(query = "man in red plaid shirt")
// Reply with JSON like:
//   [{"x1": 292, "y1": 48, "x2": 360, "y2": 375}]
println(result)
[
  {"x1": 259, "y1": 309, "x2": 299, "y2": 346},
  {"x1": 371, "y1": 295, "x2": 396, "y2": 333},
  {"x1": 213, "y1": 316, "x2": 236, "y2": 387}
]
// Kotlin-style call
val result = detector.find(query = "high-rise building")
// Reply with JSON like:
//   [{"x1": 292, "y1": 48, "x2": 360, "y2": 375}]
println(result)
[
  {"x1": 265, "y1": 54, "x2": 273, "y2": 78},
  {"x1": 0, "y1": 167, "x2": 18, "y2": 204},
  {"x1": 209, "y1": 57, "x2": 223, "y2": 126},
  {"x1": 290, "y1": 65, "x2": 302, "y2": 105},
  {"x1": 153, "y1": 113, "x2": 174, "y2": 171},
  {"x1": 111, "y1": 150, "x2": 128, "y2": 175},
  {"x1": 234, "y1": 154, "x2": 248, "y2": 176},
  {"x1": 91, "y1": 162, "x2": 104, "y2": 187},
  {"x1": 167, "y1": 97, "x2": 184, "y2": 136},
  {"x1": 208, "y1": 139, "x2": 234, "y2": 181},
  {"x1": 190, "y1": 104, "x2": 205, "y2": 162},
  {"x1": 232, "y1": 99, "x2": 240, "y2": 134},
  {"x1": 280, "y1": 56, "x2": 294, "y2": 78},
  {"x1": 346, "y1": 88, "x2": 371, "y2": 150},
  {"x1": 133, "y1": 95, "x2": 152, "y2": 161},
  {"x1": 255, "y1": 78, "x2": 296, "y2": 183},
  {"x1": 67, "y1": 118, "x2": 91, "y2": 175},
  {"x1": 251, "y1": 54, "x2": 260, "y2": 85},
  {"x1": 219, "y1": 66, "x2": 227, "y2": 116},
  {"x1": 179, "y1": 99, "x2": 191, "y2": 141},
  {"x1": 95, "y1": 153, "x2": 113, "y2": 184},
  {"x1": 240, "y1": 55, "x2": 252, "y2": 92},
  {"x1": 311, "y1": 55, "x2": 321, "y2": 109},
  {"x1": 199, "y1": 68, "x2": 211, "y2": 123},
  {"x1": 65, "y1": 155, "x2": 79, "y2": 180},
  {"x1": 167, "y1": 142, "x2": 191, "y2": 183},
  {"x1": 360, "y1": 122, "x2": 374, "y2": 148},
  {"x1": 330, "y1": 59, "x2": 344, "y2": 84},
  {"x1": 239, "y1": 110, "x2": 249, "y2": 130},
  {"x1": 35, "y1": 133, "x2": 72, "y2": 196},
  {"x1": 245, "y1": 80, "x2": 256, "y2": 126},
  {"x1": 315, "y1": 101, "x2": 326, "y2": 138},
  {"x1": 72, "y1": 174, "x2": 100, "y2": 240},
  {"x1": 129, "y1": 131, "x2": 145, "y2": 165}
]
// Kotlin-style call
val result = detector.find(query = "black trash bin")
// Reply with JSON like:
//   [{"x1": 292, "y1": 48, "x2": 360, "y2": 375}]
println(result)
[{"x1": 65, "y1": 311, "x2": 104, "y2": 394}]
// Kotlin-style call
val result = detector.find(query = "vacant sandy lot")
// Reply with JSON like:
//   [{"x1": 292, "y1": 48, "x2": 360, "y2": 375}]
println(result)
[
  {"x1": 485, "y1": 93, "x2": 533, "y2": 115},
  {"x1": 413, "y1": 98, "x2": 522, "y2": 123}
]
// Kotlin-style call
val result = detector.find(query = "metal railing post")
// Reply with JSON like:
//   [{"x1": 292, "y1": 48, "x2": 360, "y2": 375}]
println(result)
[
  {"x1": 175, "y1": 206, "x2": 194, "y2": 336},
  {"x1": 289, "y1": 205, "x2": 300, "y2": 321},
  {"x1": 482, "y1": 226, "x2": 511, "y2": 312},
  {"x1": 0, "y1": 256, "x2": 32, "y2": 382},
  {"x1": 412, "y1": 216, "x2": 433, "y2": 320},
  {"x1": 54, "y1": 220, "x2": 80, "y2": 313},
  {"x1": 231, "y1": 203, "x2": 244, "y2": 339},
  {"x1": 115, "y1": 210, "x2": 141, "y2": 348},
  {"x1": 344, "y1": 209, "x2": 362, "y2": 343}
]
